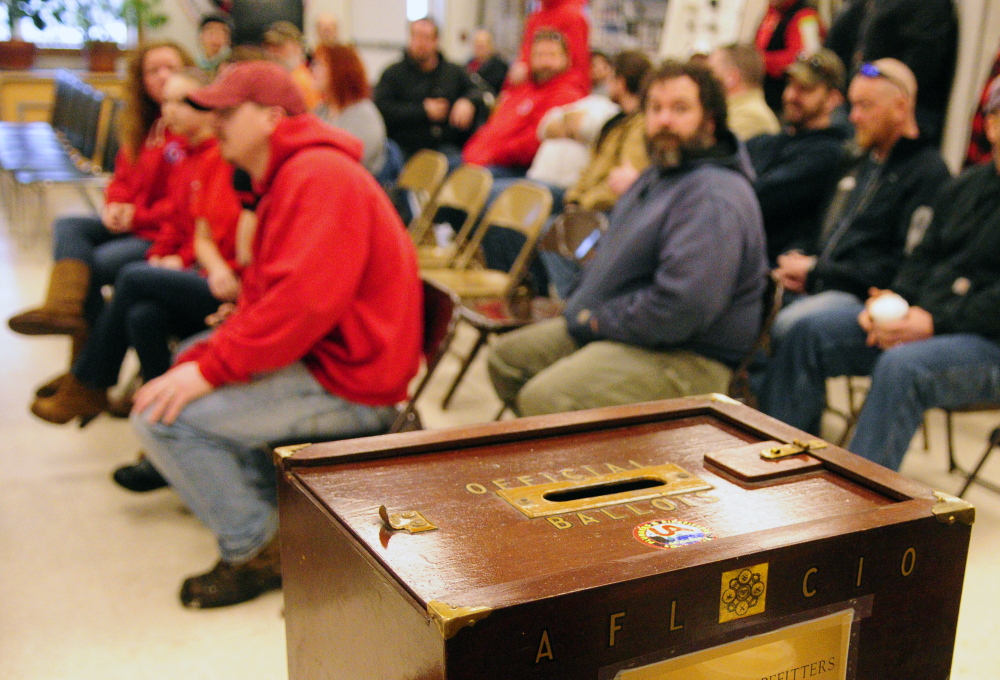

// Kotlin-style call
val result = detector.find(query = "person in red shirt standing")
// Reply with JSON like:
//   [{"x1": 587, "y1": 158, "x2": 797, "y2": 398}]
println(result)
[
  {"x1": 130, "y1": 62, "x2": 422, "y2": 609},
  {"x1": 464, "y1": 29, "x2": 587, "y2": 176},
  {"x1": 508, "y1": 0, "x2": 590, "y2": 96},
  {"x1": 755, "y1": 0, "x2": 824, "y2": 114}
]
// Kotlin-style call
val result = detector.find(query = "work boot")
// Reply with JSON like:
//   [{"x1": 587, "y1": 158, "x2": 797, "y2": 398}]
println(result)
[
  {"x1": 8, "y1": 259, "x2": 91, "y2": 336},
  {"x1": 180, "y1": 537, "x2": 282, "y2": 609},
  {"x1": 112, "y1": 455, "x2": 168, "y2": 493},
  {"x1": 30, "y1": 373, "x2": 108, "y2": 425},
  {"x1": 35, "y1": 329, "x2": 89, "y2": 398}
]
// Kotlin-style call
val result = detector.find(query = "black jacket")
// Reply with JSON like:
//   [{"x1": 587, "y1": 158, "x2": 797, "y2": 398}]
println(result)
[
  {"x1": 825, "y1": 0, "x2": 958, "y2": 140},
  {"x1": 747, "y1": 126, "x2": 848, "y2": 264},
  {"x1": 374, "y1": 51, "x2": 484, "y2": 155},
  {"x1": 807, "y1": 136, "x2": 950, "y2": 299},
  {"x1": 894, "y1": 164, "x2": 1000, "y2": 340},
  {"x1": 468, "y1": 54, "x2": 509, "y2": 96}
]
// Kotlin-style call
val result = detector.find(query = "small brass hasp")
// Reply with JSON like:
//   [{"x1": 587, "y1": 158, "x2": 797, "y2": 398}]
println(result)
[
  {"x1": 379, "y1": 506, "x2": 439, "y2": 533},
  {"x1": 761, "y1": 439, "x2": 828, "y2": 460}
]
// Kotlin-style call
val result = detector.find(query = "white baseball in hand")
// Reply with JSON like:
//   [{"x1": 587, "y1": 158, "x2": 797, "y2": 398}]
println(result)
[{"x1": 869, "y1": 293, "x2": 909, "y2": 324}]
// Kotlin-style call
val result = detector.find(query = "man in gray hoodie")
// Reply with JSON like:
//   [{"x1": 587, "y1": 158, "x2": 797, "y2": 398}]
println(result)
[{"x1": 488, "y1": 60, "x2": 768, "y2": 417}]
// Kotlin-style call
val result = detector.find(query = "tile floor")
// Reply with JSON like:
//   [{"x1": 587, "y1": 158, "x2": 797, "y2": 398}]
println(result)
[{"x1": 0, "y1": 188, "x2": 997, "y2": 679}]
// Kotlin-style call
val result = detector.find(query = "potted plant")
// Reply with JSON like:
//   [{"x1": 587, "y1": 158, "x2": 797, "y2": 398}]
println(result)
[
  {"x1": 118, "y1": 0, "x2": 167, "y2": 45},
  {"x1": 0, "y1": 0, "x2": 65, "y2": 70}
]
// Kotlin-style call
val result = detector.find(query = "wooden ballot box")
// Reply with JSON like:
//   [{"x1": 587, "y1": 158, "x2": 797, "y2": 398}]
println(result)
[{"x1": 275, "y1": 396, "x2": 974, "y2": 680}]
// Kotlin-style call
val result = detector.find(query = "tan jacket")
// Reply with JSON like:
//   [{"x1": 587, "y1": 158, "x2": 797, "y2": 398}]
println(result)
[
  {"x1": 563, "y1": 112, "x2": 650, "y2": 212},
  {"x1": 727, "y1": 89, "x2": 781, "y2": 141}
]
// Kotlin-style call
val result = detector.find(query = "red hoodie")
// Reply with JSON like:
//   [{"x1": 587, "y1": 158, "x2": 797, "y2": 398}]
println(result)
[
  {"x1": 145, "y1": 138, "x2": 241, "y2": 270},
  {"x1": 104, "y1": 120, "x2": 189, "y2": 241},
  {"x1": 463, "y1": 70, "x2": 585, "y2": 168},
  {"x1": 177, "y1": 115, "x2": 422, "y2": 407},
  {"x1": 516, "y1": 0, "x2": 591, "y2": 95}
]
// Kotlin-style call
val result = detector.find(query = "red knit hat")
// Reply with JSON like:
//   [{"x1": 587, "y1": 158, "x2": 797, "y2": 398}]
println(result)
[{"x1": 188, "y1": 61, "x2": 307, "y2": 116}]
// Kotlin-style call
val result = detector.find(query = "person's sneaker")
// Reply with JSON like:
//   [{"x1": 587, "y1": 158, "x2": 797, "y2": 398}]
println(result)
[
  {"x1": 180, "y1": 538, "x2": 282, "y2": 609},
  {"x1": 112, "y1": 457, "x2": 168, "y2": 493}
]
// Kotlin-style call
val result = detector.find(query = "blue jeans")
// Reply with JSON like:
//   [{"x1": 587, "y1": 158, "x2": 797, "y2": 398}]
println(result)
[
  {"x1": 132, "y1": 362, "x2": 397, "y2": 562},
  {"x1": 849, "y1": 334, "x2": 1000, "y2": 470},
  {"x1": 757, "y1": 300, "x2": 1000, "y2": 470},
  {"x1": 73, "y1": 263, "x2": 220, "y2": 388},
  {"x1": 770, "y1": 290, "x2": 861, "y2": 344},
  {"x1": 53, "y1": 216, "x2": 151, "y2": 321}
]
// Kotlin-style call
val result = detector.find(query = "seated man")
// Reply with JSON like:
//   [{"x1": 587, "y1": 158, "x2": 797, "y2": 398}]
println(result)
[
  {"x1": 374, "y1": 18, "x2": 482, "y2": 161},
  {"x1": 487, "y1": 60, "x2": 768, "y2": 417},
  {"x1": 463, "y1": 29, "x2": 587, "y2": 177},
  {"x1": 747, "y1": 49, "x2": 848, "y2": 264},
  {"x1": 758, "y1": 78, "x2": 1000, "y2": 471},
  {"x1": 130, "y1": 62, "x2": 422, "y2": 609},
  {"x1": 466, "y1": 28, "x2": 509, "y2": 97},
  {"x1": 706, "y1": 44, "x2": 781, "y2": 141},
  {"x1": 770, "y1": 58, "x2": 950, "y2": 342},
  {"x1": 263, "y1": 21, "x2": 321, "y2": 112}
]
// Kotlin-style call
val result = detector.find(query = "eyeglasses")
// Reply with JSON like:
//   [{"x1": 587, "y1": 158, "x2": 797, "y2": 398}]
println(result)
[{"x1": 858, "y1": 62, "x2": 913, "y2": 97}]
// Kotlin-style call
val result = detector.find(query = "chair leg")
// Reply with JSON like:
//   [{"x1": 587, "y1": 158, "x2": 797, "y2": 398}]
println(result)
[
  {"x1": 921, "y1": 413, "x2": 929, "y2": 451},
  {"x1": 946, "y1": 410, "x2": 957, "y2": 472},
  {"x1": 493, "y1": 404, "x2": 508, "y2": 421},
  {"x1": 440, "y1": 328, "x2": 490, "y2": 410},
  {"x1": 957, "y1": 426, "x2": 1000, "y2": 498}
]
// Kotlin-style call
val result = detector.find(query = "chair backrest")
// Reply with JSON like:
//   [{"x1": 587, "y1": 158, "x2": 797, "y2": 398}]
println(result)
[
  {"x1": 538, "y1": 209, "x2": 609, "y2": 263},
  {"x1": 408, "y1": 165, "x2": 493, "y2": 253},
  {"x1": 728, "y1": 272, "x2": 784, "y2": 407},
  {"x1": 453, "y1": 181, "x2": 553, "y2": 293},
  {"x1": 389, "y1": 278, "x2": 461, "y2": 433},
  {"x1": 99, "y1": 99, "x2": 124, "y2": 173},
  {"x1": 50, "y1": 70, "x2": 84, "y2": 134},
  {"x1": 395, "y1": 149, "x2": 448, "y2": 215},
  {"x1": 60, "y1": 81, "x2": 105, "y2": 162}
]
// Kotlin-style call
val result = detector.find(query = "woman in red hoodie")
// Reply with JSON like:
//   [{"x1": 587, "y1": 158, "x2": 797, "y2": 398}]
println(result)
[{"x1": 8, "y1": 42, "x2": 194, "y2": 361}]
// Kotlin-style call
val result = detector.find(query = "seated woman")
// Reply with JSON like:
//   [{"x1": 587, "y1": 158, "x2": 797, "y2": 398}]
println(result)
[
  {"x1": 311, "y1": 43, "x2": 388, "y2": 176},
  {"x1": 30, "y1": 71, "x2": 245, "y2": 488},
  {"x1": 7, "y1": 42, "x2": 195, "y2": 376}
]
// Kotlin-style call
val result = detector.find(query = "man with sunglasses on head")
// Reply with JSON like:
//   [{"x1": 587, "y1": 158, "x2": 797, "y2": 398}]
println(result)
[
  {"x1": 747, "y1": 49, "x2": 850, "y2": 265},
  {"x1": 757, "y1": 76, "x2": 1000, "y2": 474},
  {"x1": 765, "y1": 58, "x2": 949, "y2": 345}
]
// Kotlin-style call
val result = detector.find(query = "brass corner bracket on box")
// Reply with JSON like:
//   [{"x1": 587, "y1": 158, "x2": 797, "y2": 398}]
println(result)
[
  {"x1": 426, "y1": 601, "x2": 493, "y2": 639},
  {"x1": 932, "y1": 491, "x2": 975, "y2": 526}
]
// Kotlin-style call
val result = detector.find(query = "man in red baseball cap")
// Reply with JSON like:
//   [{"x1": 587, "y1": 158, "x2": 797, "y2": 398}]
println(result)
[{"x1": 131, "y1": 61, "x2": 423, "y2": 609}]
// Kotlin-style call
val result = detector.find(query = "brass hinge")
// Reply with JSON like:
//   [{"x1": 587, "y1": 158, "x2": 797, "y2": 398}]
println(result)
[
  {"x1": 761, "y1": 439, "x2": 828, "y2": 460},
  {"x1": 932, "y1": 491, "x2": 975, "y2": 526},
  {"x1": 426, "y1": 601, "x2": 492, "y2": 640},
  {"x1": 379, "y1": 506, "x2": 438, "y2": 533}
]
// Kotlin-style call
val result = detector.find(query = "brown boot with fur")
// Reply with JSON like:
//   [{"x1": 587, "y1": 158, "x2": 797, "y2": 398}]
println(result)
[
  {"x1": 35, "y1": 329, "x2": 89, "y2": 398},
  {"x1": 30, "y1": 373, "x2": 108, "y2": 425},
  {"x1": 8, "y1": 259, "x2": 91, "y2": 336}
]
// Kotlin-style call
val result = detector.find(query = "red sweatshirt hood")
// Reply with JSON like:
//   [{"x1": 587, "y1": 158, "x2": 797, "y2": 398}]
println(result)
[{"x1": 257, "y1": 114, "x2": 364, "y2": 195}]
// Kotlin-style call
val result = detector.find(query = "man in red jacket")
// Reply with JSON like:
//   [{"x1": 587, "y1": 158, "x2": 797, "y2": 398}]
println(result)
[
  {"x1": 130, "y1": 61, "x2": 423, "y2": 609},
  {"x1": 463, "y1": 29, "x2": 586, "y2": 176}
]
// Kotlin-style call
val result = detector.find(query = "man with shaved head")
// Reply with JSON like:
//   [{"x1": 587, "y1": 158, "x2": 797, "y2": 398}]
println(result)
[{"x1": 766, "y1": 58, "x2": 949, "y2": 343}]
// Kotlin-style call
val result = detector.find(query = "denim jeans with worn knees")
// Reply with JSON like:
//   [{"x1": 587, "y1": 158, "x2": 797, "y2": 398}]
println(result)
[
  {"x1": 757, "y1": 300, "x2": 878, "y2": 434},
  {"x1": 849, "y1": 335, "x2": 1000, "y2": 470},
  {"x1": 132, "y1": 363, "x2": 397, "y2": 563}
]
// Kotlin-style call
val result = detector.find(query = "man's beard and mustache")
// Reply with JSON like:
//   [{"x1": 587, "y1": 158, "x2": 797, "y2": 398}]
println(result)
[
  {"x1": 645, "y1": 124, "x2": 716, "y2": 169},
  {"x1": 532, "y1": 66, "x2": 561, "y2": 85}
]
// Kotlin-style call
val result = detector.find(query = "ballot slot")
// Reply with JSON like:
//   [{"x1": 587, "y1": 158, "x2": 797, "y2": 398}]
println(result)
[{"x1": 496, "y1": 463, "x2": 713, "y2": 518}]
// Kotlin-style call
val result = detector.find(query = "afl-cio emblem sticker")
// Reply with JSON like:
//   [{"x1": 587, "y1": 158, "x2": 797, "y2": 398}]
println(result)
[{"x1": 634, "y1": 520, "x2": 713, "y2": 550}]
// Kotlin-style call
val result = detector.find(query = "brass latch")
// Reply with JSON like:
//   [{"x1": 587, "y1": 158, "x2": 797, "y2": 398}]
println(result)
[
  {"x1": 761, "y1": 439, "x2": 828, "y2": 460},
  {"x1": 379, "y1": 506, "x2": 438, "y2": 533}
]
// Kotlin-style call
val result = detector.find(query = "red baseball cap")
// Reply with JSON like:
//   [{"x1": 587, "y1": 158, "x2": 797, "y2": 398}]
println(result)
[{"x1": 188, "y1": 61, "x2": 307, "y2": 116}]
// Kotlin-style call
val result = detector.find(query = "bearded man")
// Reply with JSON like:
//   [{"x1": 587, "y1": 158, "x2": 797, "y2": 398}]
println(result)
[{"x1": 487, "y1": 60, "x2": 768, "y2": 417}]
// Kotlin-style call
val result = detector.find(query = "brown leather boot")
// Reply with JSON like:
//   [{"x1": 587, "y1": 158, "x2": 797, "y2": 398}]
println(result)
[
  {"x1": 180, "y1": 536, "x2": 282, "y2": 609},
  {"x1": 34, "y1": 329, "x2": 89, "y2": 398},
  {"x1": 8, "y1": 259, "x2": 91, "y2": 336},
  {"x1": 30, "y1": 373, "x2": 108, "y2": 425}
]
